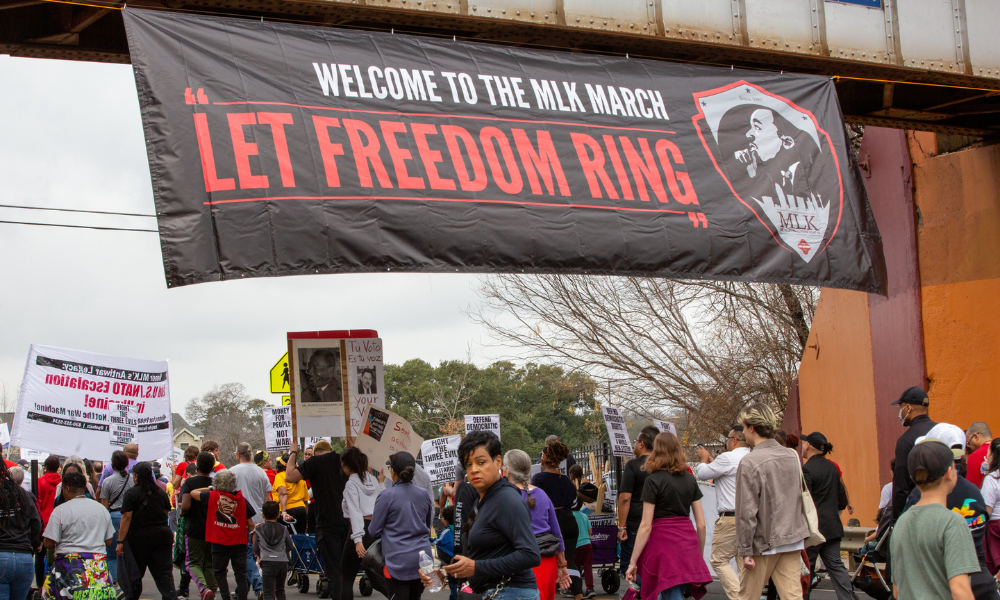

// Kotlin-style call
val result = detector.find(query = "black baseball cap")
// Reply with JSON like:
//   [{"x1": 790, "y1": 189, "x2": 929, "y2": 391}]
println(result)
[
  {"x1": 908, "y1": 440, "x2": 954, "y2": 485},
  {"x1": 577, "y1": 482, "x2": 598, "y2": 503},
  {"x1": 891, "y1": 386, "x2": 929, "y2": 407},
  {"x1": 802, "y1": 432, "x2": 828, "y2": 449}
]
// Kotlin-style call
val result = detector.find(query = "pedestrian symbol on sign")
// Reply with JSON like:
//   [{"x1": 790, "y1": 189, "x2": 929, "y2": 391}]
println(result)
[{"x1": 269, "y1": 352, "x2": 290, "y2": 394}]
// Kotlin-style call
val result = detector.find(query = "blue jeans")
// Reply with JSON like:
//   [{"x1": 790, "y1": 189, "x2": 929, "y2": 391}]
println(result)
[
  {"x1": 0, "y1": 552, "x2": 34, "y2": 600},
  {"x1": 489, "y1": 587, "x2": 540, "y2": 600},
  {"x1": 246, "y1": 539, "x2": 262, "y2": 593},
  {"x1": 658, "y1": 585, "x2": 684, "y2": 600},
  {"x1": 106, "y1": 510, "x2": 122, "y2": 583},
  {"x1": 619, "y1": 529, "x2": 638, "y2": 580}
]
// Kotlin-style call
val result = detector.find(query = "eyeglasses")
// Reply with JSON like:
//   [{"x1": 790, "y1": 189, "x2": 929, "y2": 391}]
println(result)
[{"x1": 726, "y1": 436, "x2": 737, "y2": 441}]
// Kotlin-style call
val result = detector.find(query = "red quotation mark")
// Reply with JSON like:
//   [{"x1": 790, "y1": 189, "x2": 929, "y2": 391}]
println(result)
[
  {"x1": 184, "y1": 88, "x2": 209, "y2": 105},
  {"x1": 688, "y1": 212, "x2": 708, "y2": 228}
]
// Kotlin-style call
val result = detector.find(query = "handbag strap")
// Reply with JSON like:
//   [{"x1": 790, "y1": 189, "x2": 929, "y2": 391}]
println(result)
[{"x1": 792, "y1": 449, "x2": 808, "y2": 494}]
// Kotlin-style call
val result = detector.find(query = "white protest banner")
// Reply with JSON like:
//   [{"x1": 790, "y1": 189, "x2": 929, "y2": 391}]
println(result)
[
  {"x1": 465, "y1": 414, "x2": 501, "y2": 441},
  {"x1": 601, "y1": 405, "x2": 633, "y2": 458},
  {"x1": 21, "y1": 448, "x2": 49, "y2": 462},
  {"x1": 262, "y1": 406, "x2": 292, "y2": 453},
  {"x1": 108, "y1": 402, "x2": 138, "y2": 449},
  {"x1": 420, "y1": 435, "x2": 460, "y2": 485},
  {"x1": 344, "y1": 338, "x2": 385, "y2": 437},
  {"x1": 356, "y1": 405, "x2": 423, "y2": 476},
  {"x1": 11, "y1": 344, "x2": 173, "y2": 460},
  {"x1": 304, "y1": 436, "x2": 331, "y2": 446},
  {"x1": 654, "y1": 420, "x2": 677, "y2": 436},
  {"x1": 0, "y1": 423, "x2": 10, "y2": 447}
]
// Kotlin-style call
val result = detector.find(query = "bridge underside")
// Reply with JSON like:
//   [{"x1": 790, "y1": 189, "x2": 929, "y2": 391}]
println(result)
[{"x1": 3, "y1": 0, "x2": 1000, "y2": 138}]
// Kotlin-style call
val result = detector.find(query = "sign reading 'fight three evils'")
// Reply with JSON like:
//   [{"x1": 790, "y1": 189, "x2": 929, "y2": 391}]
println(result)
[{"x1": 123, "y1": 9, "x2": 885, "y2": 293}]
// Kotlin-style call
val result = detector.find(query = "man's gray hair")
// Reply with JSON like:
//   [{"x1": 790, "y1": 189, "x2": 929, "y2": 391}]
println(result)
[
  {"x1": 503, "y1": 450, "x2": 532, "y2": 486},
  {"x1": 544, "y1": 435, "x2": 560, "y2": 446},
  {"x1": 236, "y1": 442, "x2": 253, "y2": 461},
  {"x1": 214, "y1": 469, "x2": 237, "y2": 493},
  {"x1": 9, "y1": 466, "x2": 24, "y2": 486}
]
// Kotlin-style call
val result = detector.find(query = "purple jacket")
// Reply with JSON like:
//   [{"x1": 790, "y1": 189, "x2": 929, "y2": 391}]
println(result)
[{"x1": 521, "y1": 487, "x2": 564, "y2": 552}]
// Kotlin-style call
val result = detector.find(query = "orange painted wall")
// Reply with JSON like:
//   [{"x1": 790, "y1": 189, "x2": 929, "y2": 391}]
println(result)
[
  {"x1": 798, "y1": 289, "x2": 882, "y2": 525},
  {"x1": 911, "y1": 133, "x2": 1000, "y2": 428}
]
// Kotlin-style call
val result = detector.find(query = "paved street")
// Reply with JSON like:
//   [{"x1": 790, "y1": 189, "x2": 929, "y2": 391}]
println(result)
[{"x1": 137, "y1": 567, "x2": 847, "y2": 600}]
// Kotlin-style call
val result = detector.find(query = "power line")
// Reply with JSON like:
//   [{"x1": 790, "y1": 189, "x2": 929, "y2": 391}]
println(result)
[
  {"x1": 0, "y1": 220, "x2": 158, "y2": 233},
  {"x1": 0, "y1": 203, "x2": 156, "y2": 218}
]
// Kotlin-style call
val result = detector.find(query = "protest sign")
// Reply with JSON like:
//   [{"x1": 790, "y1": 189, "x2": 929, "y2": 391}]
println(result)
[
  {"x1": 344, "y1": 338, "x2": 385, "y2": 437},
  {"x1": 654, "y1": 420, "x2": 677, "y2": 436},
  {"x1": 262, "y1": 406, "x2": 292, "y2": 453},
  {"x1": 108, "y1": 402, "x2": 138, "y2": 449},
  {"x1": 304, "y1": 436, "x2": 331, "y2": 446},
  {"x1": 11, "y1": 344, "x2": 173, "y2": 460},
  {"x1": 601, "y1": 405, "x2": 633, "y2": 457},
  {"x1": 420, "y1": 435, "x2": 460, "y2": 485},
  {"x1": 21, "y1": 448, "x2": 49, "y2": 462},
  {"x1": 356, "y1": 405, "x2": 423, "y2": 475},
  {"x1": 465, "y1": 414, "x2": 501, "y2": 441}
]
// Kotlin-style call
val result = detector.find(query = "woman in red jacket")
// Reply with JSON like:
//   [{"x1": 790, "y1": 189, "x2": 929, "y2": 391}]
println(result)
[{"x1": 34, "y1": 455, "x2": 62, "y2": 589}]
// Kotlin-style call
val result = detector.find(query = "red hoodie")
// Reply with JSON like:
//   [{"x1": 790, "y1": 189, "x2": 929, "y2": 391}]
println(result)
[{"x1": 37, "y1": 471, "x2": 62, "y2": 525}]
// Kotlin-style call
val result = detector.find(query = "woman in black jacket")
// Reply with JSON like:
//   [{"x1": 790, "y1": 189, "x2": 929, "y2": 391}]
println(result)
[
  {"x1": 116, "y1": 461, "x2": 177, "y2": 600},
  {"x1": 421, "y1": 430, "x2": 541, "y2": 600},
  {"x1": 0, "y1": 461, "x2": 41, "y2": 600},
  {"x1": 801, "y1": 432, "x2": 858, "y2": 600}
]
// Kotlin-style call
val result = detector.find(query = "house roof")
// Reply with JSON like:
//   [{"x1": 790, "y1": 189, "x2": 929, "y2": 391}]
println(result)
[{"x1": 172, "y1": 413, "x2": 202, "y2": 437}]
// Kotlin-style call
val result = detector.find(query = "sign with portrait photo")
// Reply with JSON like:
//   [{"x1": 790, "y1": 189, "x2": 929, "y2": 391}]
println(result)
[
  {"x1": 292, "y1": 342, "x2": 344, "y2": 418},
  {"x1": 344, "y1": 338, "x2": 385, "y2": 437}
]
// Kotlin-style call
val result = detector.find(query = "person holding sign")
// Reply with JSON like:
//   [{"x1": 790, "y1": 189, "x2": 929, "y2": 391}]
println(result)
[{"x1": 421, "y1": 431, "x2": 541, "y2": 600}]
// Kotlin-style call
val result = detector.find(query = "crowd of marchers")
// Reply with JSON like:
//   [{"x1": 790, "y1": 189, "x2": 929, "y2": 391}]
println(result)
[{"x1": 2, "y1": 386, "x2": 1000, "y2": 600}]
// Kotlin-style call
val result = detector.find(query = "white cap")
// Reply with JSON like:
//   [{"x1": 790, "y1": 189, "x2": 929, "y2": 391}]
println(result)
[{"x1": 916, "y1": 423, "x2": 966, "y2": 460}]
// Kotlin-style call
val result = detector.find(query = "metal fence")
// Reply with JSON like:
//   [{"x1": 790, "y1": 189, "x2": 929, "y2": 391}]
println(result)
[{"x1": 570, "y1": 442, "x2": 623, "y2": 488}]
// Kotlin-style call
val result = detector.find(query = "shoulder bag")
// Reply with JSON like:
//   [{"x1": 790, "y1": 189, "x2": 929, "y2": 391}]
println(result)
[
  {"x1": 361, "y1": 538, "x2": 384, "y2": 572},
  {"x1": 794, "y1": 450, "x2": 826, "y2": 548},
  {"x1": 535, "y1": 531, "x2": 561, "y2": 557}
]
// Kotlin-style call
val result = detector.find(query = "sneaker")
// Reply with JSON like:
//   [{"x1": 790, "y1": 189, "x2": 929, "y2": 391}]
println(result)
[
  {"x1": 116, "y1": 588, "x2": 126, "y2": 600},
  {"x1": 200, "y1": 589, "x2": 215, "y2": 600},
  {"x1": 584, "y1": 589, "x2": 597, "y2": 598}
]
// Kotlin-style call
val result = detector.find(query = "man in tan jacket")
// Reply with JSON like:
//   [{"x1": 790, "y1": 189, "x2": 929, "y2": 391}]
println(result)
[{"x1": 734, "y1": 404, "x2": 810, "y2": 600}]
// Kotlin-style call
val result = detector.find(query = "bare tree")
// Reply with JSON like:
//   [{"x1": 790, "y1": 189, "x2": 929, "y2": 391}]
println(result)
[
  {"x1": 471, "y1": 276, "x2": 816, "y2": 441},
  {"x1": 186, "y1": 383, "x2": 267, "y2": 466},
  {"x1": 0, "y1": 380, "x2": 16, "y2": 416}
]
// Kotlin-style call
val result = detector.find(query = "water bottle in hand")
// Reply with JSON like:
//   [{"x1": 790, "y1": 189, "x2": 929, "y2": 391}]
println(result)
[{"x1": 419, "y1": 551, "x2": 443, "y2": 593}]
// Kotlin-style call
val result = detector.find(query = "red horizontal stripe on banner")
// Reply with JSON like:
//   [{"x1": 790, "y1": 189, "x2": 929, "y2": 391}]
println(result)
[
  {"x1": 202, "y1": 194, "x2": 687, "y2": 213},
  {"x1": 286, "y1": 330, "x2": 378, "y2": 340},
  {"x1": 211, "y1": 101, "x2": 677, "y2": 135}
]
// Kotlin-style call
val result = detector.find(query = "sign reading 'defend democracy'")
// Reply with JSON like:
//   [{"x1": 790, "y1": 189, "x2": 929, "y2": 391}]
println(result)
[
  {"x1": 421, "y1": 435, "x2": 460, "y2": 485},
  {"x1": 465, "y1": 414, "x2": 501, "y2": 440},
  {"x1": 601, "y1": 405, "x2": 633, "y2": 458},
  {"x1": 122, "y1": 9, "x2": 886, "y2": 294},
  {"x1": 262, "y1": 406, "x2": 292, "y2": 453},
  {"x1": 11, "y1": 344, "x2": 173, "y2": 460}
]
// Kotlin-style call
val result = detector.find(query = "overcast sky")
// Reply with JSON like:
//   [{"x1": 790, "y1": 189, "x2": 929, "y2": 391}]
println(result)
[{"x1": 0, "y1": 55, "x2": 503, "y2": 416}]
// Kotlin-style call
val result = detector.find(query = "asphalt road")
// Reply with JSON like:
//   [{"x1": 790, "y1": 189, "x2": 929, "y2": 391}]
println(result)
[{"x1": 137, "y1": 566, "x2": 847, "y2": 600}]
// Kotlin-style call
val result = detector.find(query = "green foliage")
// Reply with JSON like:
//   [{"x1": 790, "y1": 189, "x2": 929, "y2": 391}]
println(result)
[{"x1": 384, "y1": 359, "x2": 600, "y2": 456}]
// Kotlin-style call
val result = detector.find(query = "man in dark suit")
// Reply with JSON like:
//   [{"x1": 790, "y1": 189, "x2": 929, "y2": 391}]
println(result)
[
  {"x1": 802, "y1": 432, "x2": 859, "y2": 600},
  {"x1": 358, "y1": 369, "x2": 376, "y2": 395},
  {"x1": 300, "y1": 349, "x2": 342, "y2": 403}
]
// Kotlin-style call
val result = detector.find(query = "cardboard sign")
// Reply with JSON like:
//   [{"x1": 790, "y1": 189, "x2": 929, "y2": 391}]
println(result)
[
  {"x1": 654, "y1": 420, "x2": 677, "y2": 436},
  {"x1": 356, "y1": 405, "x2": 423, "y2": 475},
  {"x1": 262, "y1": 406, "x2": 292, "y2": 453},
  {"x1": 601, "y1": 405, "x2": 633, "y2": 458},
  {"x1": 109, "y1": 402, "x2": 138, "y2": 449},
  {"x1": 464, "y1": 414, "x2": 501, "y2": 441},
  {"x1": 420, "y1": 435, "x2": 460, "y2": 485}
]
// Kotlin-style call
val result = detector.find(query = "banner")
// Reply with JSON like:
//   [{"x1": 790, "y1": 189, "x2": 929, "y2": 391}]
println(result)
[
  {"x1": 122, "y1": 9, "x2": 886, "y2": 294},
  {"x1": 262, "y1": 406, "x2": 292, "y2": 453},
  {"x1": 11, "y1": 344, "x2": 173, "y2": 460},
  {"x1": 356, "y1": 405, "x2": 423, "y2": 475},
  {"x1": 600, "y1": 405, "x2": 633, "y2": 458},
  {"x1": 464, "y1": 414, "x2": 501, "y2": 440},
  {"x1": 420, "y1": 435, "x2": 460, "y2": 485}
]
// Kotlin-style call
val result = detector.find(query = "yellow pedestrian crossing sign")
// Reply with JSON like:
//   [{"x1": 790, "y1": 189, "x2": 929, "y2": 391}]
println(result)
[{"x1": 270, "y1": 353, "x2": 290, "y2": 394}]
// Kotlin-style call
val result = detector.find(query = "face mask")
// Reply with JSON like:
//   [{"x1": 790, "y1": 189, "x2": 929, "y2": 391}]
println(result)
[{"x1": 898, "y1": 406, "x2": 910, "y2": 426}]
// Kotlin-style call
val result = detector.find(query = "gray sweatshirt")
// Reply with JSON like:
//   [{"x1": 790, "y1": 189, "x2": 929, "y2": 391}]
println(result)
[
  {"x1": 253, "y1": 522, "x2": 293, "y2": 563},
  {"x1": 341, "y1": 473, "x2": 383, "y2": 543}
]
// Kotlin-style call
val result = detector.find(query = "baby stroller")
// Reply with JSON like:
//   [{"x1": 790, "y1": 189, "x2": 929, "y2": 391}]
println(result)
[
  {"x1": 282, "y1": 517, "x2": 329, "y2": 597},
  {"x1": 851, "y1": 513, "x2": 892, "y2": 600}
]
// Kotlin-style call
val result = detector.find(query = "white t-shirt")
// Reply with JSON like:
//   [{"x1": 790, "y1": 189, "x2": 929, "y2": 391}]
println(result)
[
  {"x1": 878, "y1": 482, "x2": 893, "y2": 510},
  {"x1": 981, "y1": 473, "x2": 1000, "y2": 521},
  {"x1": 231, "y1": 462, "x2": 273, "y2": 525},
  {"x1": 44, "y1": 497, "x2": 116, "y2": 554}
]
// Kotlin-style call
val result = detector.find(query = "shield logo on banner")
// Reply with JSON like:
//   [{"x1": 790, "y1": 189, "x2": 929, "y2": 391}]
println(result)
[{"x1": 692, "y1": 81, "x2": 843, "y2": 262}]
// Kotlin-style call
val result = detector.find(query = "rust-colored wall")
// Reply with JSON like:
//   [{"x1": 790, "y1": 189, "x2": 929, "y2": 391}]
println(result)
[
  {"x1": 798, "y1": 289, "x2": 882, "y2": 525},
  {"x1": 861, "y1": 128, "x2": 925, "y2": 488},
  {"x1": 911, "y1": 133, "x2": 1000, "y2": 428}
]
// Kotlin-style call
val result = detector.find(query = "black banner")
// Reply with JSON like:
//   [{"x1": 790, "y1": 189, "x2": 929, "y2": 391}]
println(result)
[
  {"x1": 36, "y1": 354, "x2": 167, "y2": 382},
  {"x1": 123, "y1": 9, "x2": 886, "y2": 292}
]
